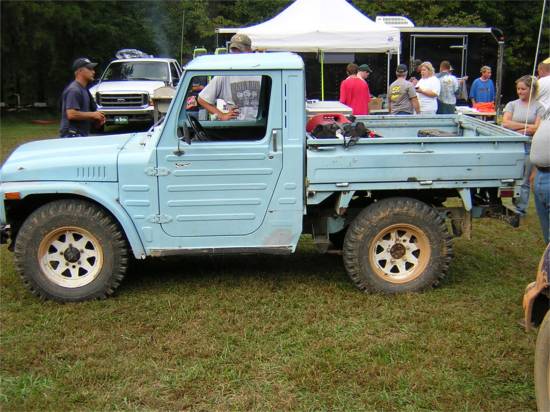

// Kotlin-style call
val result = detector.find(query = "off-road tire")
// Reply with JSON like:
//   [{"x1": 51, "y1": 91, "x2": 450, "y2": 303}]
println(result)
[
  {"x1": 343, "y1": 197, "x2": 453, "y2": 293},
  {"x1": 535, "y1": 311, "x2": 550, "y2": 412},
  {"x1": 14, "y1": 199, "x2": 128, "y2": 302}
]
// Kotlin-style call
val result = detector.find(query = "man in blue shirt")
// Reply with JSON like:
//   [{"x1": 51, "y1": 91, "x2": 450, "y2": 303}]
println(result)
[
  {"x1": 59, "y1": 58, "x2": 105, "y2": 137},
  {"x1": 469, "y1": 66, "x2": 495, "y2": 107}
]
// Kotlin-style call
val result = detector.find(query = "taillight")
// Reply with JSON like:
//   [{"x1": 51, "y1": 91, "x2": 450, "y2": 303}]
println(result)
[{"x1": 499, "y1": 189, "x2": 514, "y2": 197}]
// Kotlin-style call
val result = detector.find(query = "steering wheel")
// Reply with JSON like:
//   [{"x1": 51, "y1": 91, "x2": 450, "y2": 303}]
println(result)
[{"x1": 187, "y1": 114, "x2": 209, "y2": 141}]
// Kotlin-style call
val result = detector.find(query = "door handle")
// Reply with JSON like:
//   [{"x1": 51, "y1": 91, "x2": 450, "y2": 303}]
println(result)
[{"x1": 270, "y1": 129, "x2": 282, "y2": 154}]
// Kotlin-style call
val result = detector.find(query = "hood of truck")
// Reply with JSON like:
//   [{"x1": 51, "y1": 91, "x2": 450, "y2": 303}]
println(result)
[
  {"x1": 90, "y1": 80, "x2": 166, "y2": 96},
  {"x1": 0, "y1": 134, "x2": 135, "y2": 182}
]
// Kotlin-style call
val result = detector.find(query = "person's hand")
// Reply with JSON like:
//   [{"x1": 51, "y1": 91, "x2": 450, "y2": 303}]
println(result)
[
  {"x1": 93, "y1": 111, "x2": 106, "y2": 126},
  {"x1": 526, "y1": 125, "x2": 538, "y2": 135},
  {"x1": 218, "y1": 107, "x2": 239, "y2": 121},
  {"x1": 410, "y1": 78, "x2": 418, "y2": 86}
]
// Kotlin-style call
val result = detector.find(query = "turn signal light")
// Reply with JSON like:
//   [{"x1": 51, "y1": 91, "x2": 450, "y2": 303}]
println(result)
[{"x1": 4, "y1": 192, "x2": 21, "y2": 200}]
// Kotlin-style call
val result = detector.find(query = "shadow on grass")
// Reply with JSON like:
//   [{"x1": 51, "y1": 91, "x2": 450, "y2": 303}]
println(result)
[{"x1": 124, "y1": 248, "x2": 349, "y2": 292}]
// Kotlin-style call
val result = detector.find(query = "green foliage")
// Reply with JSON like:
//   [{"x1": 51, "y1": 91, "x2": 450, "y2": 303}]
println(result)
[{"x1": 1, "y1": 0, "x2": 548, "y2": 105}]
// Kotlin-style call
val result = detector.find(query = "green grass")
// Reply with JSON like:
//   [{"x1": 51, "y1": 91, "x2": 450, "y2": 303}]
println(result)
[{"x1": 0, "y1": 114, "x2": 546, "y2": 411}]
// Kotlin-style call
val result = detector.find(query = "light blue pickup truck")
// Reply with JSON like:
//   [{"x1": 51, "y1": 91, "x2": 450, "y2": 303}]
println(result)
[{"x1": 0, "y1": 53, "x2": 528, "y2": 302}]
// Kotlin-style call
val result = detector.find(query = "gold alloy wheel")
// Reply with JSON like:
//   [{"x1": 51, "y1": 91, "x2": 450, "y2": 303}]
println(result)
[
  {"x1": 37, "y1": 226, "x2": 104, "y2": 288},
  {"x1": 368, "y1": 223, "x2": 431, "y2": 284}
]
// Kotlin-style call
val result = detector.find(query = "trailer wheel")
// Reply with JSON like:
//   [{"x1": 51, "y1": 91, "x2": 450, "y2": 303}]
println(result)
[
  {"x1": 535, "y1": 311, "x2": 550, "y2": 412},
  {"x1": 14, "y1": 199, "x2": 128, "y2": 302},
  {"x1": 343, "y1": 197, "x2": 453, "y2": 293}
]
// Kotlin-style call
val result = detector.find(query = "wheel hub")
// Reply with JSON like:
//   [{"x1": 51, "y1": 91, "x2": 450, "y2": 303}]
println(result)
[
  {"x1": 389, "y1": 243, "x2": 406, "y2": 259},
  {"x1": 368, "y1": 223, "x2": 431, "y2": 284},
  {"x1": 38, "y1": 227, "x2": 104, "y2": 288},
  {"x1": 63, "y1": 245, "x2": 81, "y2": 263}
]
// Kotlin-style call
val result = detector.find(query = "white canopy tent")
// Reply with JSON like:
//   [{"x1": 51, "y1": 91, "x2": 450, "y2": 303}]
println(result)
[{"x1": 235, "y1": 0, "x2": 401, "y2": 99}]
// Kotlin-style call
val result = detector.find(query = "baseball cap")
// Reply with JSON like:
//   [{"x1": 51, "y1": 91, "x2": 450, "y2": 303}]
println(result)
[
  {"x1": 396, "y1": 64, "x2": 408, "y2": 74},
  {"x1": 72, "y1": 57, "x2": 98, "y2": 71},
  {"x1": 229, "y1": 33, "x2": 252, "y2": 52},
  {"x1": 358, "y1": 64, "x2": 372, "y2": 73}
]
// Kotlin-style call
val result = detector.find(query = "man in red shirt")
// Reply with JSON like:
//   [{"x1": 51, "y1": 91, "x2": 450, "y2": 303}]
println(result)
[{"x1": 339, "y1": 63, "x2": 370, "y2": 115}]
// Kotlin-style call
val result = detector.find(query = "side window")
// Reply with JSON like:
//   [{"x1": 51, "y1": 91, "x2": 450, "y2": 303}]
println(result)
[
  {"x1": 181, "y1": 74, "x2": 272, "y2": 142},
  {"x1": 170, "y1": 63, "x2": 180, "y2": 86}
]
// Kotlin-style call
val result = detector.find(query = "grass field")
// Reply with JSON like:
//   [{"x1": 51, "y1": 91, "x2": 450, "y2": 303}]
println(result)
[{"x1": 0, "y1": 113, "x2": 546, "y2": 411}]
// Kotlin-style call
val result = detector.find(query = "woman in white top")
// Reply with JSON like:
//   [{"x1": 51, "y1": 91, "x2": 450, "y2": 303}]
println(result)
[{"x1": 415, "y1": 62, "x2": 441, "y2": 114}]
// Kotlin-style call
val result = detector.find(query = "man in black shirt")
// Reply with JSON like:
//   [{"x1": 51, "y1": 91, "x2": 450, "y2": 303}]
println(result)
[{"x1": 59, "y1": 58, "x2": 105, "y2": 137}]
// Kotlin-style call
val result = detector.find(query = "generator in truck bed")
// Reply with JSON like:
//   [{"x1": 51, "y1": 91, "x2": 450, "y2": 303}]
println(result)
[{"x1": 0, "y1": 52, "x2": 527, "y2": 301}]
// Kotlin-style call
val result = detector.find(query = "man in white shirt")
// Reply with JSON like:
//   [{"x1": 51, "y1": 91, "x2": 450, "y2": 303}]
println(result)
[
  {"x1": 537, "y1": 57, "x2": 550, "y2": 110},
  {"x1": 198, "y1": 33, "x2": 260, "y2": 121}
]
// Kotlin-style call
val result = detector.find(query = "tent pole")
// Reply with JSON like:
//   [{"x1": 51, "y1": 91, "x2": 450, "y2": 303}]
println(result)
[
  {"x1": 387, "y1": 52, "x2": 391, "y2": 98},
  {"x1": 320, "y1": 50, "x2": 325, "y2": 101}
]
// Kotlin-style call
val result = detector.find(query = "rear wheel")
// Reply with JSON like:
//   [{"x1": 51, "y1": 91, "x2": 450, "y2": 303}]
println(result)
[
  {"x1": 14, "y1": 199, "x2": 128, "y2": 302},
  {"x1": 343, "y1": 197, "x2": 453, "y2": 293},
  {"x1": 535, "y1": 311, "x2": 550, "y2": 412}
]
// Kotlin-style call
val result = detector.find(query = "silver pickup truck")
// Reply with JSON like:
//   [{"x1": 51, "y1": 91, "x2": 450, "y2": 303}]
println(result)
[{"x1": 90, "y1": 57, "x2": 182, "y2": 126}]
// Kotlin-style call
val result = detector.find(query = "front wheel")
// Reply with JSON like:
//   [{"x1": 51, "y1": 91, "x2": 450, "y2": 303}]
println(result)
[
  {"x1": 343, "y1": 197, "x2": 453, "y2": 293},
  {"x1": 535, "y1": 311, "x2": 550, "y2": 412},
  {"x1": 14, "y1": 199, "x2": 128, "y2": 302}
]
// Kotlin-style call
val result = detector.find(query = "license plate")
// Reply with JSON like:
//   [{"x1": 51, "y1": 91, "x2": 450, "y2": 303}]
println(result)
[{"x1": 114, "y1": 116, "x2": 128, "y2": 125}]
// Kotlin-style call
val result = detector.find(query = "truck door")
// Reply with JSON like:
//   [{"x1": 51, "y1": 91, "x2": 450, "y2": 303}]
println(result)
[{"x1": 156, "y1": 71, "x2": 284, "y2": 238}]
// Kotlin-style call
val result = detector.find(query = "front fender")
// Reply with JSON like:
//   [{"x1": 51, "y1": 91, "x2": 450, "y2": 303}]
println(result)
[{"x1": 1, "y1": 181, "x2": 146, "y2": 259}]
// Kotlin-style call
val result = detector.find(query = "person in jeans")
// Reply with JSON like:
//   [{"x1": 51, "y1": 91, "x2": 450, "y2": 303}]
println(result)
[
  {"x1": 436, "y1": 60, "x2": 459, "y2": 114},
  {"x1": 530, "y1": 109, "x2": 550, "y2": 243},
  {"x1": 502, "y1": 75, "x2": 545, "y2": 216},
  {"x1": 388, "y1": 64, "x2": 420, "y2": 115}
]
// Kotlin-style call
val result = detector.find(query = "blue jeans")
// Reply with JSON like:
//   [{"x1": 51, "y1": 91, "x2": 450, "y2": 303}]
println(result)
[
  {"x1": 514, "y1": 143, "x2": 532, "y2": 214},
  {"x1": 534, "y1": 169, "x2": 550, "y2": 244}
]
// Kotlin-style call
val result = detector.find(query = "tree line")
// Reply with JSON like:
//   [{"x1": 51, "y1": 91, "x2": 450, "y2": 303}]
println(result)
[{"x1": 1, "y1": 0, "x2": 548, "y2": 107}]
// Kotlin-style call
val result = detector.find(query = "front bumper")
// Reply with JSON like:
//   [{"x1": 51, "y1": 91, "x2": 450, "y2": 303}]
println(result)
[{"x1": 98, "y1": 107, "x2": 155, "y2": 124}]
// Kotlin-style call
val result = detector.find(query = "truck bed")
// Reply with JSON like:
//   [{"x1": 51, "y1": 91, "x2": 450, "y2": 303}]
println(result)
[{"x1": 306, "y1": 114, "x2": 528, "y2": 195}]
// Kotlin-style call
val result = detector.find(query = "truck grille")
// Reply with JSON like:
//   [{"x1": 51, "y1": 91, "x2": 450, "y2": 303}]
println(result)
[{"x1": 97, "y1": 93, "x2": 148, "y2": 107}]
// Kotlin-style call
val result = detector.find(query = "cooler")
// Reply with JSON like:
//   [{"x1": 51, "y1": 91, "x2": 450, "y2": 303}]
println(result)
[{"x1": 306, "y1": 100, "x2": 352, "y2": 120}]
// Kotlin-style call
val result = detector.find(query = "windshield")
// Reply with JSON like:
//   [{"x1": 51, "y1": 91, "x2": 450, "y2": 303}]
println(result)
[{"x1": 101, "y1": 61, "x2": 169, "y2": 81}]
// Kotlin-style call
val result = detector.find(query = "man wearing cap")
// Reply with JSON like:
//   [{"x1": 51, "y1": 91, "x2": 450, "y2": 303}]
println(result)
[
  {"x1": 388, "y1": 64, "x2": 420, "y2": 115},
  {"x1": 358, "y1": 64, "x2": 373, "y2": 110},
  {"x1": 436, "y1": 60, "x2": 459, "y2": 114},
  {"x1": 59, "y1": 58, "x2": 105, "y2": 137},
  {"x1": 198, "y1": 33, "x2": 260, "y2": 121}
]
